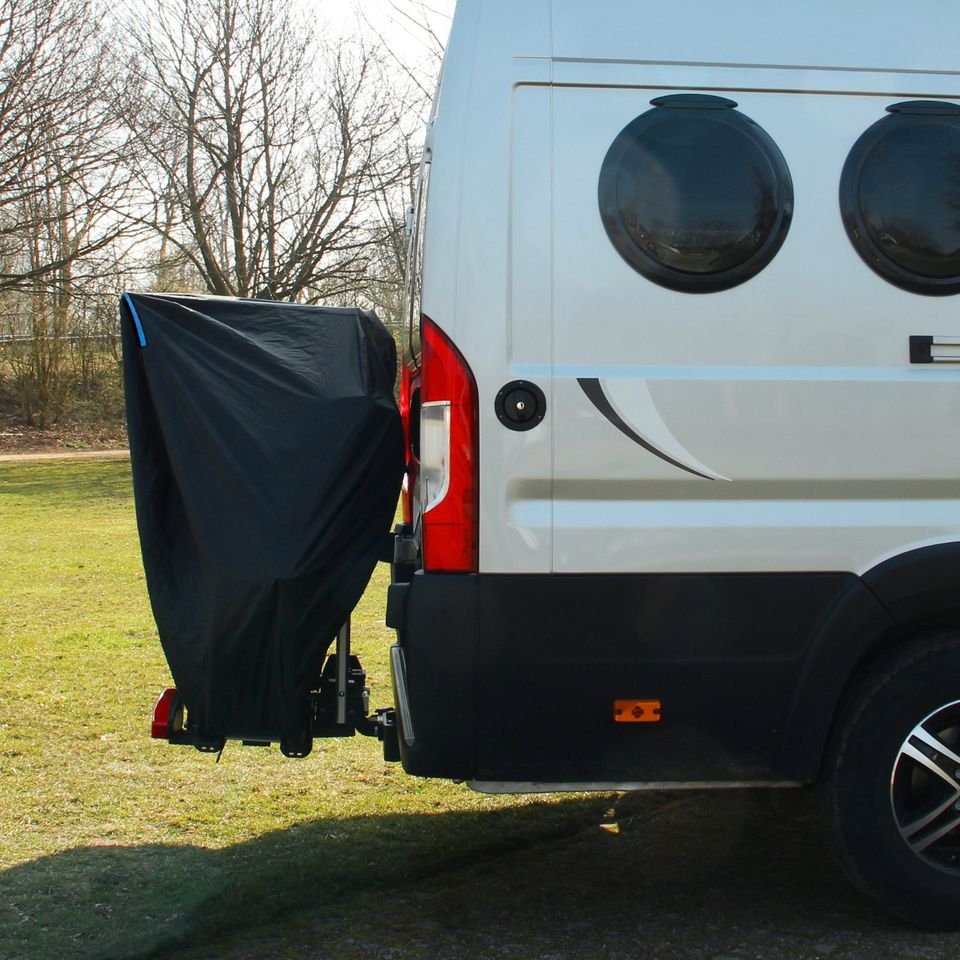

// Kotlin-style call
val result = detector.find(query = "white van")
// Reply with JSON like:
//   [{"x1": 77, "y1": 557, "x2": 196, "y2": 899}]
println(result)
[{"x1": 388, "y1": 0, "x2": 960, "y2": 928}]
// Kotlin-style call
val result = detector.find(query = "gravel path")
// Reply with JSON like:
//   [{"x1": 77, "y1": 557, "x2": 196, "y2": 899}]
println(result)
[{"x1": 0, "y1": 448, "x2": 129, "y2": 462}]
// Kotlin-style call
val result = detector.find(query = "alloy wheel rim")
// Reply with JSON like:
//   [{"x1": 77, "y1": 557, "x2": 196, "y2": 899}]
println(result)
[{"x1": 890, "y1": 698, "x2": 960, "y2": 873}]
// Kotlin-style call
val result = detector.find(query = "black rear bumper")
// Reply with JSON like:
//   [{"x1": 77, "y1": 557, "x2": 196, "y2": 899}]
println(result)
[{"x1": 386, "y1": 568, "x2": 892, "y2": 785}]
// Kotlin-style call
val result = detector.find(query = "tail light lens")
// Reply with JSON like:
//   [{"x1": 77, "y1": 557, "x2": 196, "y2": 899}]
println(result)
[
  {"x1": 399, "y1": 362, "x2": 415, "y2": 524},
  {"x1": 420, "y1": 316, "x2": 478, "y2": 572}
]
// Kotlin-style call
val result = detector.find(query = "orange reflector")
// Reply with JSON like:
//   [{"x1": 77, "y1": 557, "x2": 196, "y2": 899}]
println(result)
[{"x1": 613, "y1": 699, "x2": 661, "y2": 723}]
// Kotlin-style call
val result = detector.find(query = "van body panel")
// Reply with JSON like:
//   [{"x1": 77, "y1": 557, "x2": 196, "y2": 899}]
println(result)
[
  {"x1": 423, "y1": 5, "x2": 960, "y2": 575},
  {"x1": 548, "y1": 81, "x2": 960, "y2": 574},
  {"x1": 550, "y1": 0, "x2": 960, "y2": 75}
]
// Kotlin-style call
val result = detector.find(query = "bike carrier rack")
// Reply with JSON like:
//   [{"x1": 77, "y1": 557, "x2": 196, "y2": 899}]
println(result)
[{"x1": 150, "y1": 616, "x2": 400, "y2": 761}]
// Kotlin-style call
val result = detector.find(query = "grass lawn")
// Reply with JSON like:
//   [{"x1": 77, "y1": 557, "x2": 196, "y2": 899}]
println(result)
[{"x1": 0, "y1": 459, "x2": 607, "y2": 960}]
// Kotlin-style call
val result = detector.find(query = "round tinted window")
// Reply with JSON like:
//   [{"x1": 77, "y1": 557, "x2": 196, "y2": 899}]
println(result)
[
  {"x1": 840, "y1": 101, "x2": 960, "y2": 295},
  {"x1": 598, "y1": 94, "x2": 794, "y2": 293}
]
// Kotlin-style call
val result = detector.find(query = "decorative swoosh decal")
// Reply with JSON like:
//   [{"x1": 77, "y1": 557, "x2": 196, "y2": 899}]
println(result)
[{"x1": 577, "y1": 377, "x2": 722, "y2": 481}]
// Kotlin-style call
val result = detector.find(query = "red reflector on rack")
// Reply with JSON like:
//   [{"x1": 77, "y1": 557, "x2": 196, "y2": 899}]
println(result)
[{"x1": 151, "y1": 688, "x2": 180, "y2": 739}]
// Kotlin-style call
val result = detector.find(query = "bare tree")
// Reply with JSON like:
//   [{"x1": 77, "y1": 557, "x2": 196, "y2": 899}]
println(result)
[
  {"x1": 375, "y1": 1, "x2": 450, "y2": 103},
  {"x1": 122, "y1": 0, "x2": 414, "y2": 303},
  {"x1": 0, "y1": 0, "x2": 138, "y2": 427},
  {"x1": 1, "y1": 153, "x2": 135, "y2": 426},
  {"x1": 0, "y1": 0, "x2": 133, "y2": 293},
  {"x1": 349, "y1": 134, "x2": 419, "y2": 332},
  {"x1": 348, "y1": 2, "x2": 451, "y2": 333}
]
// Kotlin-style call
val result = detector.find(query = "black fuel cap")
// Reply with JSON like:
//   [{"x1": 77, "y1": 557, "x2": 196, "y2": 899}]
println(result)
[{"x1": 495, "y1": 380, "x2": 546, "y2": 431}]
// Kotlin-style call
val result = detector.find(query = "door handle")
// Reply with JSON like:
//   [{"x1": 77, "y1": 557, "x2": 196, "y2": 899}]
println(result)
[{"x1": 909, "y1": 336, "x2": 960, "y2": 363}]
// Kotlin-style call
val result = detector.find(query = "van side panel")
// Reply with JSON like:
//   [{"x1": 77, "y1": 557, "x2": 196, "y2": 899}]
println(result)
[
  {"x1": 548, "y1": 77, "x2": 960, "y2": 575},
  {"x1": 551, "y1": 0, "x2": 959, "y2": 73}
]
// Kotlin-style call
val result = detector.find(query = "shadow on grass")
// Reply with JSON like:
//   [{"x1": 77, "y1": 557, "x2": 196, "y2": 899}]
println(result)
[
  {"x1": 1, "y1": 788, "x2": 919, "y2": 960},
  {"x1": 0, "y1": 796, "x2": 609, "y2": 960}
]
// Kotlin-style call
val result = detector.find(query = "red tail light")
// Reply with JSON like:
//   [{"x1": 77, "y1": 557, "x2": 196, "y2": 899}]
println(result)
[
  {"x1": 399, "y1": 362, "x2": 415, "y2": 525},
  {"x1": 420, "y1": 316, "x2": 478, "y2": 572}
]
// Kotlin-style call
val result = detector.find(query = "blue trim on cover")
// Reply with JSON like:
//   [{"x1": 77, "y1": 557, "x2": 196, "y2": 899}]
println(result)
[{"x1": 123, "y1": 293, "x2": 147, "y2": 347}]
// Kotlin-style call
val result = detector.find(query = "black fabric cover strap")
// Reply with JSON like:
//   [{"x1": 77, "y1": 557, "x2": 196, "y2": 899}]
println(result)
[{"x1": 120, "y1": 293, "x2": 404, "y2": 745}]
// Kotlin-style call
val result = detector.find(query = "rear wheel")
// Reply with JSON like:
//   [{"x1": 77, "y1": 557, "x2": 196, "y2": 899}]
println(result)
[{"x1": 822, "y1": 634, "x2": 960, "y2": 928}]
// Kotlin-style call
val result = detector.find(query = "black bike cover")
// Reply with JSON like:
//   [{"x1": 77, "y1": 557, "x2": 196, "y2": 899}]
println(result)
[{"x1": 120, "y1": 293, "x2": 404, "y2": 747}]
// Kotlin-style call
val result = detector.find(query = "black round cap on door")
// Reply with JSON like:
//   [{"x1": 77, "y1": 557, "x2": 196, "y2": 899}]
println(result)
[
  {"x1": 495, "y1": 380, "x2": 546, "y2": 431},
  {"x1": 840, "y1": 100, "x2": 960, "y2": 296},
  {"x1": 598, "y1": 94, "x2": 794, "y2": 293}
]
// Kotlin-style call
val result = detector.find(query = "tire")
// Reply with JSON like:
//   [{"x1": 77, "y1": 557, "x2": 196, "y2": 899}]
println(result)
[{"x1": 822, "y1": 634, "x2": 960, "y2": 929}]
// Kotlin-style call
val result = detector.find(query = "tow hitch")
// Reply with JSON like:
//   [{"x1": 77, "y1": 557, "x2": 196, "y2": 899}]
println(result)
[{"x1": 150, "y1": 618, "x2": 400, "y2": 762}]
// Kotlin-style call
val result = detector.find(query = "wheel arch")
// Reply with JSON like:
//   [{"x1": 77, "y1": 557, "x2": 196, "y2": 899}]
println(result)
[{"x1": 778, "y1": 542, "x2": 960, "y2": 782}]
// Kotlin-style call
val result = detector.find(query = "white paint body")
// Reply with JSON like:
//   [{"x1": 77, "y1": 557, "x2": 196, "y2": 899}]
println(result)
[{"x1": 416, "y1": 0, "x2": 960, "y2": 576}]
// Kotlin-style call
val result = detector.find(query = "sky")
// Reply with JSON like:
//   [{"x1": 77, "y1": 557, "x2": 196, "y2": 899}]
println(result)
[{"x1": 318, "y1": 0, "x2": 456, "y2": 67}]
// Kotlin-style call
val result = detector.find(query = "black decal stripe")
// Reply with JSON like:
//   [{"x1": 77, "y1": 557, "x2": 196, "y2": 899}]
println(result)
[{"x1": 577, "y1": 378, "x2": 715, "y2": 481}]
